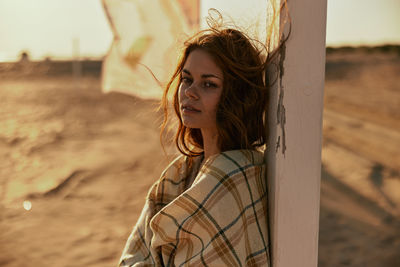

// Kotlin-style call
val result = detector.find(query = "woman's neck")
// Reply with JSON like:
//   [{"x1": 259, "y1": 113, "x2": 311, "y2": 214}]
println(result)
[{"x1": 201, "y1": 129, "x2": 220, "y2": 160}]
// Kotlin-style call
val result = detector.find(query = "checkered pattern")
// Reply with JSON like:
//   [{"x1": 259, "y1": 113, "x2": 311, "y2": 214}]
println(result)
[{"x1": 119, "y1": 150, "x2": 270, "y2": 267}]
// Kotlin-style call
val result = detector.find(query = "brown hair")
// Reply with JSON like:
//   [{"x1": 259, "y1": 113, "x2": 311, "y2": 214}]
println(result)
[{"x1": 160, "y1": 7, "x2": 289, "y2": 158}]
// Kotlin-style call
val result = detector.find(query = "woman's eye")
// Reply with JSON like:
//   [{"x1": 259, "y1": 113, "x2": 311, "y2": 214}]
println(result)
[
  {"x1": 181, "y1": 77, "x2": 192, "y2": 85},
  {"x1": 203, "y1": 81, "x2": 217, "y2": 88}
]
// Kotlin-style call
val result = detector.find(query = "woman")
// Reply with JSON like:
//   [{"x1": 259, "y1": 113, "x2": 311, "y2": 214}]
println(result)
[{"x1": 119, "y1": 12, "x2": 287, "y2": 267}]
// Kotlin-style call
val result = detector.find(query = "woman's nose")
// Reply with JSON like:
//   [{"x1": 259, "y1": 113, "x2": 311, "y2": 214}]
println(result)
[{"x1": 185, "y1": 84, "x2": 199, "y2": 99}]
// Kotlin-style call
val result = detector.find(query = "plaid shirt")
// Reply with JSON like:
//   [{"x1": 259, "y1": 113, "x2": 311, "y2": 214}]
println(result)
[{"x1": 119, "y1": 150, "x2": 270, "y2": 267}]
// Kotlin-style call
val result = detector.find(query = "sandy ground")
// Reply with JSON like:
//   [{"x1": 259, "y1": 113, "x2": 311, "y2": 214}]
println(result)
[{"x1": 1, "y1": 51, "x2": 400, "y2": 266}]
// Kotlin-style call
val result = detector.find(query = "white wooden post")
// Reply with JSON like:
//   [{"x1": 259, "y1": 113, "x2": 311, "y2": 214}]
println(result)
[{"x1": 266, "y1": 0, "x2": 327, "y2": 266}]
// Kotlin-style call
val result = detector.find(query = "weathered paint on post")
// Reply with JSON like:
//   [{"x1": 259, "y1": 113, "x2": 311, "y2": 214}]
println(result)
[{"x1": 265, "y1": 0, "x2": 327, "y2": 266}]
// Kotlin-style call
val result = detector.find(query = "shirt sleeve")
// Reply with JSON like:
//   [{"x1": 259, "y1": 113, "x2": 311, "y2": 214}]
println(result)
[
  {"x1": 118, "y1": 182, "x2": 164, "y2": 267},
  {"x1": 118, "y1": 155, "x2": 187, "y2": 266},
  {"x1": 119, "y1": 151, "x2": 269, "y2": 266}
]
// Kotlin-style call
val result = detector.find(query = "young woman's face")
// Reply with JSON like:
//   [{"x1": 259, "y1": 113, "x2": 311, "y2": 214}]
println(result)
[{"x1": 178, "y1": 49, "x2": 224, "y2": 133}]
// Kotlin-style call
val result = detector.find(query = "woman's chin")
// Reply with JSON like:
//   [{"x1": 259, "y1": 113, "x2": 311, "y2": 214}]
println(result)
[{"x1": 182, "y1": 120, "x2": 200, "y2": 129}]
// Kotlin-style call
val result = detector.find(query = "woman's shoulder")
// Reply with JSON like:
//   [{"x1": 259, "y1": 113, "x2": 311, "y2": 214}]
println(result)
[
  {"x1": 159, "y1": 154, "x2": 192, "y2": 180},
  {"x1": 146, "y1": 154, "x2": 202, "y2": 205},
  {"x1": 190, "y1": 149, "x2": 266, "y2": 188},
  {"x1": 204, "y1": 149, "x2": 265, "y2": 172}
]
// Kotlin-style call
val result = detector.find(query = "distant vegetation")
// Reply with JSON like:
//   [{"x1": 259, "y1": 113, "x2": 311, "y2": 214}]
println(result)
[
  {"x1": 326, "y1": 44, "x2": 400, "y2": 55},
  {"x1": 0, "y1": 59, "x2": 102, "y2": 78}
]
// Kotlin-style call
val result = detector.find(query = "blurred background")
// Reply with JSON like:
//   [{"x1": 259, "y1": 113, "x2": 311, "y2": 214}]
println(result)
[{"x1": 0, "y1": 0, "x2": 399, "y2": 266}]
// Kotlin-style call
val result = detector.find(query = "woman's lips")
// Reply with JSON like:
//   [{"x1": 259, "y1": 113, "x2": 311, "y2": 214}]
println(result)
[{"x1": 181, "y1": 104, "x2": 201, "y2": 113}]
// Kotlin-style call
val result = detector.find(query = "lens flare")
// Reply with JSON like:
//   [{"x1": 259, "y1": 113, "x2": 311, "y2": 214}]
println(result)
[{"x1": 23, "y1": 200, "x2": 32, "y2": 211}]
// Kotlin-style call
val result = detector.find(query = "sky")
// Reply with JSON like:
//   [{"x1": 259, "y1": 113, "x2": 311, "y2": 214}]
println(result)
[{"x1": 0, "y1": 0, "x2": 399, "y2": 61}]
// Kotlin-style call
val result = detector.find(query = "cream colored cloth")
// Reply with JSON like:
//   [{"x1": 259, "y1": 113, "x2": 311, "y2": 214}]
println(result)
[{"x1": 119, "y1": 149, "x2": 270, "y2": 266}]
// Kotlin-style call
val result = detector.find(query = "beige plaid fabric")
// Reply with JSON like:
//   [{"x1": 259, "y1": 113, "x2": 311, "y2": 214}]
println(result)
[{"x1": 119, "y1": 149, "x2": 270, "y2": 267}]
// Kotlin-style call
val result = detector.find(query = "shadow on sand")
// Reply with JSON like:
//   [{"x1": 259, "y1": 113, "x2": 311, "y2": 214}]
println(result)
[{"x1": 319, "y1": 165, "x2": 400, "y2": 267}]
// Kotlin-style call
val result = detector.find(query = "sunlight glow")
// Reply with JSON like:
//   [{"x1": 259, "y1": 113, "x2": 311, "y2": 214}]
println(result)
[{"x1": 0, "y1": 0, "x2": 399, "y2": 61}]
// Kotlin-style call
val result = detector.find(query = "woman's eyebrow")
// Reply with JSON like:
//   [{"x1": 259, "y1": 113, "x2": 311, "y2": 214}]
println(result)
[
  {"x1": 182, "y1": 69, "x2": 192, "y2": 76},
  {"x1": 202, "y1": 74, "x2": 222, "y2": 80},
  {"x1": 182, "y1": 69, "x2": 222, "y2": 80}
]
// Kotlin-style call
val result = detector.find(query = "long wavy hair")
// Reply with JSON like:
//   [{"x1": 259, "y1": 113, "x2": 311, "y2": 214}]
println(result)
[{"x1": 160, "y1": 7, "x2": 290, "y2": 158}]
